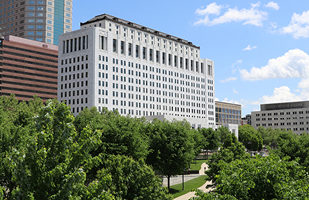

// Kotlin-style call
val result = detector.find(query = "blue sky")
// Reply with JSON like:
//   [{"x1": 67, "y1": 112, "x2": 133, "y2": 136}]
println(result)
[{"x1": 72, "y1": 0, "x2": 309, "y2": 117}]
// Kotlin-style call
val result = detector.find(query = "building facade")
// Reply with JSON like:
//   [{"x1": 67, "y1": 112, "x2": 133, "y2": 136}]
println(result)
[
  {"x1": 215, "y1": 101, "x2": 241, "y2": 126},
  {"x1": 241, "y1": 114, "x2": 251, "y2": 125},
  {"x1": 251, "y1": 101, "x2": 309, "y2": 135},
  {"x1": 0, "y1": 0, "x2": 72, "y2": 45},
  {"x1": 57, "y1": 14, "x2": 216, "y2": 128},
  {"x1": 0, "y1": 35, "x2": 58, "y2": 101}
]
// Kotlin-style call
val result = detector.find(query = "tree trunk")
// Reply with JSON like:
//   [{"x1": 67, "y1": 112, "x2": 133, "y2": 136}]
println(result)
[{"x1": 168, "y1": 175, "x2": 170, "y2": 192}]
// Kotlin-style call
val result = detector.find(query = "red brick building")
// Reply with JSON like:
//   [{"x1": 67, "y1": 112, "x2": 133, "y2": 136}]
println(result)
[{"x1": 0, "y1": 35, "x2": 58, "y2": 102}]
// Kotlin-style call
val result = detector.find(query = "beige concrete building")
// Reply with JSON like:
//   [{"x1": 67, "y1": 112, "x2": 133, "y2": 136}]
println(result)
[
  {"x1": 251, "y1": 101, "x2": 309, "y2": 135},
  {"x1": 0, "y1": 0, "x2": 72, "y2": 45},
  {"x1": 215, "y1": 101, "x2": 241, "y2": 126}
]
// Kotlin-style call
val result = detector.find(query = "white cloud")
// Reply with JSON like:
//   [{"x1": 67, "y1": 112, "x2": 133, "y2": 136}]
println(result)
[
  {"x1": 219, "y1": 77, "x2": 238, "y2": 83},
  {"x1": 233, "y1": 88, "x2": 239, "y2": 94},
  {"x1": 232, "y1": 60, "x2": 243, "y2": 73},
  {"x1": 281, "y1": 10, "x2": 309, "y2": 39},
  {"x1": 195, "y1": 2, "x2": 224, "y2": 16},
  {"x1": 265, "y1": 2, "x2": 279, "y2": 10},
  {"x1": 194, "y1": 2, "x2": 268, "y2": 26},
  {"x1": 222, "y1": 98, "x2": 240, "y2": 105},
  {"x1": 240, "y1": 49, "x2": 309, "y2": 81},
  {"x1": 243, "y1": 45, "x2": 257, "y2": 51},
  {"x1": 259, "y1": 86, "x2": 302, "y2": 104}
]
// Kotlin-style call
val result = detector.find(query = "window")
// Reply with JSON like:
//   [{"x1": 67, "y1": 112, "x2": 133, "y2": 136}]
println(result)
[
  {"x1": 29, "y1": 1, "x2": 35, "y2": 4},
  {"x1": 37, "y1": 13, "x2": 43, "y2": 17},
  {"x1": 47, "y1": 14, "x2": 52, "y2": 18},
  {"x1": 29, "y1": 7, "x2": 35, "y2": 10},
  {"x1": 37, "y1": 7, "x2": 43, "y2": 10},
  {"x1": 38, "y1": 1, "x2": 44, "y2": 4},
  {"x1": 28, "y1": 13, "x2": 34, "y2": 16},
  {"x1": 37, "y1": 25, "x2": 43, "y2": 29},
  {"x1": 37, "y1": 32, "x2": 43, "y2": 35},
  {"x1": 28, "y1": 25, "x2": 34, "y2": 29},
  {"x1": 28, "y1": 32, "x2": 34, "y2": 35},
  {"x1": 47, "y1": 20, "x2": 52, "y2": 24},
  {"x1": 28, "y1": 19, "x2": 34, "y2": 22},
  {"x1": 113, "y1": 39, "x2": 117, "y2": 52},
  {"x1": 37, "y1": 19, "x2": 43, "y2": 23}
]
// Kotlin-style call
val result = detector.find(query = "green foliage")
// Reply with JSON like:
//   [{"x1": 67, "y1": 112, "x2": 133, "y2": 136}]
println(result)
[
  {"x1": 216, "y1": 126, "x2": 230, "y2": 144},
  {"x1": 103, "y1": 155, "x2": 172, "y2": 200},
  {"x1": 200, "y1": 128, "x2": 219, "y2": 151},
  {"x1": 212, "y1": 154, "x2": 309, "y2": 199},
  {"x1": 271, "y1": 131, "x2": 309, "y2": 171},
  {"x1": 206, "y1": 133, "x2": 249, "y2": 187},
  {"x1": 146, "y1": 119, "x2": 195, "y2": 190},
  {"x1": 239, "y1": 124, "x2": 263, "y2": 151}
]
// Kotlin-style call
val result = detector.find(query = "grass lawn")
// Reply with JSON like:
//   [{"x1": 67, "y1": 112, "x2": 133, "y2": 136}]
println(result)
[
  {"x1": 169, "y1": 175, "x2": 207, "y2": 198},
  {"x1": 190, "y1": 159, "x2": 207, "y2": 171}
]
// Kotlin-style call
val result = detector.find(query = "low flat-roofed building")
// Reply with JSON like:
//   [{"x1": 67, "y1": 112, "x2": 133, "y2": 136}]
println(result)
[
  {"x1": 251, "y1": 101, "x2": 309, "y2": 135},
  {"x1": 0, "y1": 35, "x2": 58, "y2": 102}
]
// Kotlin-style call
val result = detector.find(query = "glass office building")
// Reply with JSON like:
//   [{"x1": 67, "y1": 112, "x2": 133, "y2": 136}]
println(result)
[{"x1": 0, "y1": 0, "x2": 72, "y2": 45}]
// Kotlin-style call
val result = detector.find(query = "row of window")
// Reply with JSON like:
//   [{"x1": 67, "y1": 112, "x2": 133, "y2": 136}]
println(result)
[
  {"x1": 111, "y1": 39, "x2": 212, "y2": 75},
  {"x1": 62, "y1": 35, "x2": 88, "y2": 54},
  {"x1": 255, "y1": 110, "x2": 309, "y2": 117},
  {"x1": 97, "y1": 23, "x2": 200, "y2": 57}
]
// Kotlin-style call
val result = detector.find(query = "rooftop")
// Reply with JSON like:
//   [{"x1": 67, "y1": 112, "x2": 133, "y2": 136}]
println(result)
[
  {"x1": 80, "y1": 14, "x2": 200, "y2": 49},
  {"x1": 1, "y1": 35, "x2": 58, "y2": 51}
]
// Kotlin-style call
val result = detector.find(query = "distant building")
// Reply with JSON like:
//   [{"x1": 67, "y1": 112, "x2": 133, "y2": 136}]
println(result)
[
  {"x1": 57, "y1": 14, "x2": 216, "y2": 128},
  {"x1": 251, "y1": 101, "x2": 309, "y2": 135},
  {"x1": 0, "y1": 0, "x2": 73, "y2": 45},
  {"x1": 215, "y1": 101, "x2": 241, "y2": 126},
  {"x1": 241, "y1": 114, "x2": 251, "y2": 125},
  {"x1": 0, "y1": 35, "x2": 58, "y2": 102}
]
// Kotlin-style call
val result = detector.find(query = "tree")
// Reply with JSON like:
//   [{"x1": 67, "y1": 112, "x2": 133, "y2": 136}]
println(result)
[
  {"x1": 7, "y1": 101, "x2": 107, "y2": 199},
  {"x1": 239, "y1": 124, "x2": 263, "y2": 151},
  {"x1": 102, "y1": 155, "x2": 172, "y2": 200},
  {"x1": 216, "y1": 126, "x2": 230, "y2": 145},
  {"x1": 199, "y1": 128, "x2": 219, "y2": 158},
  {"x1": 205, "y1": 133, "x2": 249, "y2": 187},
  {"x1": 146, "y1": 119, "x2": 195, "y2": 191},
  {"x1": 207, "y1": 154, "x2": 309, "y2": 199}
]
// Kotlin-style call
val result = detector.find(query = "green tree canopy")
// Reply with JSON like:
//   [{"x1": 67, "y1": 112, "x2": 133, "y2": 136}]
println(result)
[
  {"x1": 210, "y1": 155, "x2": 309, "y2": 199},
  {"x1": 239, "y1": 124, "x2": 263, "y2": 151},
  {"x1": 146, "y1": 119, "x2": 195, "y2": 191}
]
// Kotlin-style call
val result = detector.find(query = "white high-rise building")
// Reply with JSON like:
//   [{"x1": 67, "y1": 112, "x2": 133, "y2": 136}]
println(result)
[{"x1": 58, "y1": 14, "x2": 216, "y2": 128}]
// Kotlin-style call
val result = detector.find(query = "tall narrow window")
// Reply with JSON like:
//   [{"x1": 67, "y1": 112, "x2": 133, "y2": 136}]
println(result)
[
  {"x1": 196, "y1": 61, "x2": 199, "y2": 72},
  {"x1": 121, "y1": 41, "x2": 125, "y2": 54},
  {"x1": 143, "y1": 47, "x2": 146, "y2": 59},
  {"x1": 185, "y1": 58, "x2": 188, "y2": 70},
  {"x1": 82, "y1": 36, "x2": 86, "y2": 49},
  {"x1": 174, "y1": 55, "x2": 177, "y2": 67},
  {"x1": 136, "y1": 45, "x2": 139, "y2": 58},
  {"x1": 156, "y1": 50, "x2": 159, "y2": 63},
  {"x1": 113, "y1": 39, "x2": 117, "y2": 52},
  {"x1": 74, "y1": 38, "x2": 77, "y2": 51},
  {"x1": 149, "y1": 49, "x2": 153, "y2": 61},
  {"x1": 191, "y1": 60, "x2": 194, "y2": 71},
  {"x1": 168, "y1": 54, "x2": 171, "y2": 65},
  {"x1": 180, "y1": 57, "x2": 183, "y2": 68},
  {"x1": 128, "y1": 43, "x2": 132, "y2": 56},
  {"x1": 162, "y1": 52, "x2": 166, "y2": 64},
  {"x1": 201, "y1": 63, "x2": 204, "y2": 73},
  {"x1": 208, "y1": 65, "x2": 212, "y2": 76}
]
